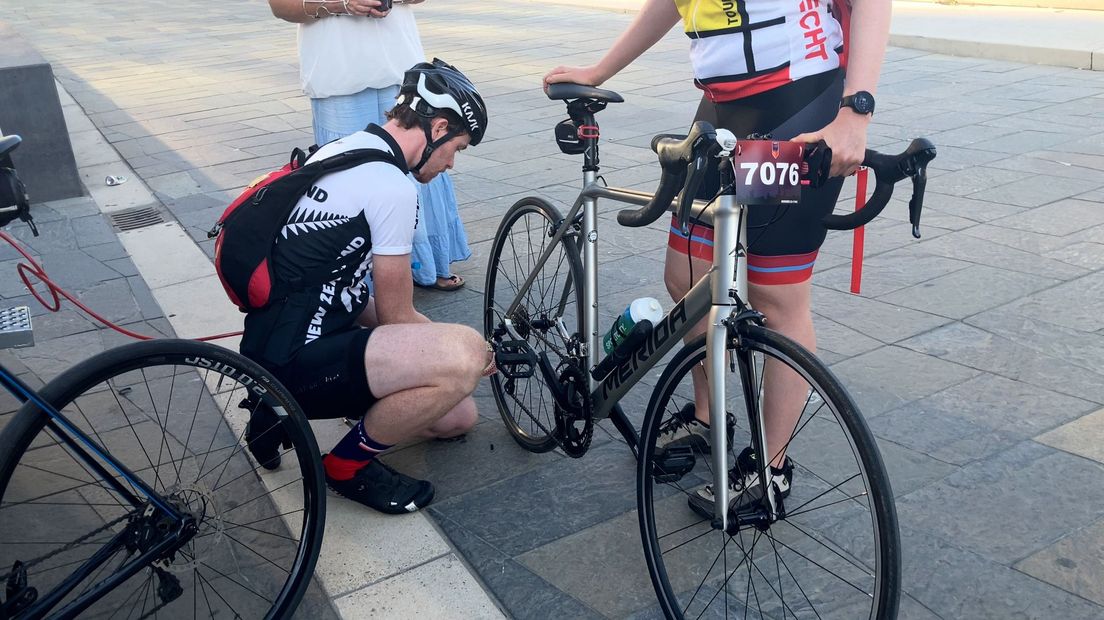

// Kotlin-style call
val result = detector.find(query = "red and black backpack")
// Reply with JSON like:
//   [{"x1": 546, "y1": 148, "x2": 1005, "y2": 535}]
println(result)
[{"x1": 209, "y1": 146, "x2": 402, "y2": 312}]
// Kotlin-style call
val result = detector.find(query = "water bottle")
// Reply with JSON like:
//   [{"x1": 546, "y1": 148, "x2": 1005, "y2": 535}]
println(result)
[{"x1": 603, "y1": 297, "x2": 663, "y2": 355}]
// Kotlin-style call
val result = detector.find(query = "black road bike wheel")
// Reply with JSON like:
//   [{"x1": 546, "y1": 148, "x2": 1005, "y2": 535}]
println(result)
[
  {"x1": 484, "y1": 197, "x2": 584, "y2": 453},
  {"x1": 0, "y1": 339, "x2": 327, "y2": 619},
  {"x1": 638, "y1": 329, "x2": 900, "y2": 619}
]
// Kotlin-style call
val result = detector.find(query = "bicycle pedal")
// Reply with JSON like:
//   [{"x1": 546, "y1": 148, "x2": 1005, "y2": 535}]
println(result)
[
  {"x1": 651, "y1": 444, "x2": 696, "y2": 483},
  {"x1": 495, "y1": 340, "x2": 536, "y2": 380}
]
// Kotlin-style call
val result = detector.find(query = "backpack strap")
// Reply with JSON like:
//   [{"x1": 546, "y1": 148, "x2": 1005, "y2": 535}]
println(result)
[{"x1": 314, "y1": 147, "x2": 404, "y2": 174}]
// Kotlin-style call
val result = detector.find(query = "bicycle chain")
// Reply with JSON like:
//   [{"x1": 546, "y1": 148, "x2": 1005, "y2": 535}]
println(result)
[{"x1": 554, "y1": 363, "x2": 593, "y2": 458}]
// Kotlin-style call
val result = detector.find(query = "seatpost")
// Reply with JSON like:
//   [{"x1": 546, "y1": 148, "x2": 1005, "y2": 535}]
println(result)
[
  {"x1": 576, "y1": 109, "x2": 601, "y2": 383},
  {"x1": 707, "y1": 132, "x2": 740, "y2": 529}
]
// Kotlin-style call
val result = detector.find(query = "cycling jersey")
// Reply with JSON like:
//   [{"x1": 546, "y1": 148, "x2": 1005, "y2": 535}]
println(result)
[
  {"x1": 240, "y1": 124, "x2": 419, "y2": 366},
  {"x1": 675, "y1": 0, "x2": 848, "y2": 101}
]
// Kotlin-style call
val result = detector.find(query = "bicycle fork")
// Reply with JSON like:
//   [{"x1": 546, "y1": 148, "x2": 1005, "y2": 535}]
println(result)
[
  {"x1": 707, "y1": 192, "x2": 780, "y2": 531},
  {"x1": 705, "y1": 191, "x2": 742, "y2": 531}
]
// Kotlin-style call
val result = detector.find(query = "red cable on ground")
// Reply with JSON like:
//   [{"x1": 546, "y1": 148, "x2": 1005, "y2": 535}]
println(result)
[{"x1": 1, "y1": 230, "x2": 242, "y2": 342}]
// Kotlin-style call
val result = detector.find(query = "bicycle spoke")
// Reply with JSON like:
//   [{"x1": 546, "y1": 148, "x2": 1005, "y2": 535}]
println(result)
[{"x1": 197, "y1": 559, "x2": 276, "y2": 604}]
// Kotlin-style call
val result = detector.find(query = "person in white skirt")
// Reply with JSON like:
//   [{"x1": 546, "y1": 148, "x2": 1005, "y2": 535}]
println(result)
[{"x1": 268, "y1": 0, "x2": 471, "y2": 291}]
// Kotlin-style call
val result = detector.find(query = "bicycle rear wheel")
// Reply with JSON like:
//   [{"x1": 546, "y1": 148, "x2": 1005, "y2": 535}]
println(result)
[
  {"x1": 638, "y1": 329, "x2": 899, "y2": 619},
  {"x1": 0, "y1": 339, "x2": 327, "y2": 619},
  {"x1": 484, "y1": 197, "x2": 584, "y2": 453}
]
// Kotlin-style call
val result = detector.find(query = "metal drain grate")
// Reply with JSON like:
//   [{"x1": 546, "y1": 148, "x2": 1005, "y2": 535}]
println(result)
[
  {"x1": 0, "y1": 306, "x2": 34, "y2": 349},
  {"x1": 109, "y1": 206, "x2": 165, "y2": 231}
]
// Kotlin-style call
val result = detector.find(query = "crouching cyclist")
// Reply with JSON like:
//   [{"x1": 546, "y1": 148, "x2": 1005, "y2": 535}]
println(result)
[{"x1": 241, "y1": 59, "x2": 493, "y2": 514}]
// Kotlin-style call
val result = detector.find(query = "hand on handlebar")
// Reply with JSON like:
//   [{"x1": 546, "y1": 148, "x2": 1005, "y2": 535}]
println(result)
[{"x1": 792, "y1": 112, "x2": 870, "y2": 178}]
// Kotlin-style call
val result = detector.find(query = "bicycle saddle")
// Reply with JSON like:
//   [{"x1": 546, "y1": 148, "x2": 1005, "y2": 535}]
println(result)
[
  {"x1": 546, "y1": 83, "x2": 624, "y2": 103},
  {"x1": 0, "y1": 135, "x2": 21, "y2": 160}
]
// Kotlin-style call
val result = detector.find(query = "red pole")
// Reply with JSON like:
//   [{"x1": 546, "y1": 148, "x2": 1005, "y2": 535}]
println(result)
[{"x1": 850, "y1": 168, "x2": 868, "y2": 295}]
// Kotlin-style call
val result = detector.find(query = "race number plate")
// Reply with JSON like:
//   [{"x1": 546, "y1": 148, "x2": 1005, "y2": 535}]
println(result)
[{"x1": 732, "y1": 140, "x2": 805, "y2": 206}]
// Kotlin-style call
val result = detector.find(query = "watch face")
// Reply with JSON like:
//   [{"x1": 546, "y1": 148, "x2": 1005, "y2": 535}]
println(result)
[{"x1": 852, "y1": 92, "x2": 875, "y2": 114}]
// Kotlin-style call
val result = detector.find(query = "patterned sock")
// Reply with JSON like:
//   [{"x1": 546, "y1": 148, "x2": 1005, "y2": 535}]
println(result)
[{"x1": 323, "y1": 419, "x2": 392, "y2": 481}]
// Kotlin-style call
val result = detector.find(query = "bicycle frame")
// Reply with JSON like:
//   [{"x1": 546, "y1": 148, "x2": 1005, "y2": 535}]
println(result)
[
  {"x1": 500, "y1": 156, "x2": 757, "y2": 529},
  {"x1": 0, "y1": 365, "x2": 195, "y2": 618}
]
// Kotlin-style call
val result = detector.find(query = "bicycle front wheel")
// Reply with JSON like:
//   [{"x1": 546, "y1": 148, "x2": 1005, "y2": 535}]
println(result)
[
  {"x1": 638, "y1": 329, "x2": 899, "y2": 619},
  {"x1": 485, "y1": 197, "x2": 584, "y2": 453},
  {"x1": 0, "y1": 339, "x2": 328, "y2": 619}
]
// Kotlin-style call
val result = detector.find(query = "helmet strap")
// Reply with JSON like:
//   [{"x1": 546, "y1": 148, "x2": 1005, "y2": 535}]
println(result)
[{"x1": 411, "y1": 119, "x2": 462, "y2": 173}]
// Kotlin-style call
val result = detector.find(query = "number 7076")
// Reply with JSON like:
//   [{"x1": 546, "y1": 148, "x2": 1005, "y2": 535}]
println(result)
[{"x1": 738, "y1": 162, "x2": 801, "y2": 186}]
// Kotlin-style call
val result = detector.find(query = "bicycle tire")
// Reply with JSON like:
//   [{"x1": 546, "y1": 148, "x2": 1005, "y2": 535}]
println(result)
[
  {"x1": 0, "y1": 339, "x2": 327, "y2": 619},
  {"x1": 637, "y1": 329, "x2": 900, "y2": 619},
  {"x1": 484, "y1": 197, "x2": 584, "y2": 453}
]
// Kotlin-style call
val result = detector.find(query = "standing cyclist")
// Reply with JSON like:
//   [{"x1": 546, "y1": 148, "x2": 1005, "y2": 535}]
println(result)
[
  {"x1": 544, "y1": 0, "x2": 890, "y2": 510},
  {"x1": 242, "y1": 59, "x2": 494, "y2": 515}
]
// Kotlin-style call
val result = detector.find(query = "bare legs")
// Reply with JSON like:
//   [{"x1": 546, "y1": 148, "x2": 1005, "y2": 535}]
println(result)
[
  {"x1": 663, "y1": 248, "x2": 814, "y2": 469},
  {"x1": 359, "y1": 322, "x2": 486, "y2": 445}
]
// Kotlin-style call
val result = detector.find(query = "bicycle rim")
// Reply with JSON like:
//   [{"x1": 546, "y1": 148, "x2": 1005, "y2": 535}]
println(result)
[
  {"x1": 638, "y1": 330, "x2": 899, "y2": 619},
  {"x1": 484, "y1": 197, "x2": 584, "y2": 452},
  {"x1": 0, "y1": 339, "x2": 328, "y2": 619}
]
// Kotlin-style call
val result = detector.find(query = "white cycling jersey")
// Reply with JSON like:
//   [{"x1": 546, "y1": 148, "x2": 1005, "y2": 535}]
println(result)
[
  {"x1": 675, "y1": 0, "x2": 849, "y2": 101},
  {"x1": 241, "y1": 125, "x2": 419, "y2": 366}
]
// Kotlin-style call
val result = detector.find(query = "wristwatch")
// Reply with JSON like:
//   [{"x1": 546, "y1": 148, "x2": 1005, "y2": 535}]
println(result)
[{"x1": 840, "y1": 91, "x2": 876, "y2": 116}]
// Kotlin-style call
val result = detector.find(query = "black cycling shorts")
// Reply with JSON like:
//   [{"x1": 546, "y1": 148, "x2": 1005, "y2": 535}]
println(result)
[
  {"x1": 669, "y1": 70, "x2": 846, "y2": 285},
  {"x1": 265, "y1": 327, "x2": 377, "y2": 420}
]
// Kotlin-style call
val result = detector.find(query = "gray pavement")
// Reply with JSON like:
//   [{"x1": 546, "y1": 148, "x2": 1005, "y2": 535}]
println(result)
[{"x1": 2, "y1": 0, "x2": 1104, "y2": 617}]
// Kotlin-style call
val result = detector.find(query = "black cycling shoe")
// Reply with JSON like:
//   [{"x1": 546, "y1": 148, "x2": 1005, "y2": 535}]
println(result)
[
  {"x1": 243, "y1": 398, "x2": 291, "y2": 470},
  {"x1": 688, "y1": 446, "x2": 793, "y2": 521},
  {"x1": 325, "y1": 456, "x2": 435, "y2": 515},
  {"x1": 661, "y1": 403, "x2": 735, "y2": 454}
]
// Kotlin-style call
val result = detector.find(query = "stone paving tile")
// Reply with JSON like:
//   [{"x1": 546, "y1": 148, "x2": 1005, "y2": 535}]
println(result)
[
  {"x1": 899, "y1": 527, "x2": 1104, "y2": 619},
  {"x1": 870, "y1": 372, "x2": 1097, "y2": 466},
  {"x1": 965, "y1": 307, "x2": 1104, "y2": 376},
  {"x1": 977, "y1": 174, "x2": 1104, "y2": 209},
  {"x1": 429, "y1": 440, "x2": 643, "y2": 558},
  {"x1": 815, "y1": 248, "x2": 975, "y2": 298},
  {"x1": 430, "y1": 513, "x2": 603, "y2": 619},
  {"x1": 811, "y1": 314, "x2": 884, "y2": 359},
  {"x1": 829, "y1": 344, "x2": 980, "y2": 419},
  {"x1": 1044, "y1": 241, "x2": 1104, "y2": 270},
  {"x1": 992, "y1": 197, "x2": 1104, "y2": 236},
  {"x1": 897, "y1": 441, "x2": 1104, "y2": 566},
  {"x1": 382, "y1": 419, "x2": 564, "y2": 503},
  {"x1": 875, "y1": 264, "x2": 1059, "y2": 320},
  {"x1": 903, "y1": 321, "x2": 1104, "y2": 404},
  {"x1": 920, "y1": 189, "x2": 1027, "y2": 222},
  {"x1": 875, "y1": 437, "x2": 958, "y2": 499},
  {"x1": 811, "y1": 286, "x2": 951, "y2": 345},
  {"x1": 516, "y1": 509, "x2": 666, "y2": 619},
  {"x1": 1035, "y1": 408, "x2": 1104, "y2": 464},
  {"x1": 985, "y1": 270, "x2": 1104, "y2": 334},
  {"x1": 915, "y1": 228, "x2": 1089, "y2": 281},
  {"x1": 1015, "y1": 516, "x2": 1104, "y2": 608}
]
